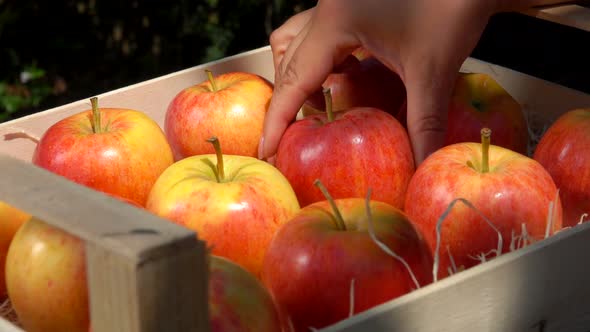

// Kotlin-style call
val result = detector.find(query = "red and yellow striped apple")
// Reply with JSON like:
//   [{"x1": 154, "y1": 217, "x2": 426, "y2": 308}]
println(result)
[
  {"x1": 396, "y1": 73, "x2": 529, "y2": 155},
  {"x1": 302, "y1": 56, "x2": 406, "y2": 119},
  {"x1": 164, "y1": 70, "x2": 273, "y2": 160},
  {"x1": 146, "y1": 137, "x2": 300, "y2": 278},
  {"x1": 276, "y1": 89, "x2": 414, "y2": 209},
  {"x1": 404, "y1": 129, "x2": 562, "y2": 280},
  {"x1": 261, "y1": 182, "x2": 433, "y2": 331},
  {"x1": 32, "y1": 97, "x2": 174, "y2": 207},
  {"x1": 534, "y1": 108, "x2": 590, "y2": 227}
]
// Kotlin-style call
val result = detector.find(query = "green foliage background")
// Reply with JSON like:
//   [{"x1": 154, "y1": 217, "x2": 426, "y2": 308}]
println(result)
[
  {"x1": 1, "y1": 2, "x2": 589, "y2": 123},
  {"x1": 0, "y1": 0, "x2": 315, "y2": 122}
]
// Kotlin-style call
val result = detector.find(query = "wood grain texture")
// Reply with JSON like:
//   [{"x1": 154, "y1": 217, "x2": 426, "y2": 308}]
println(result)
[
  {"x1": 322, "y1": 223, "x2": 590, "y2": 332},
  {"x1": 0, "y1": 155, "x2": 209, "y2": 332}
]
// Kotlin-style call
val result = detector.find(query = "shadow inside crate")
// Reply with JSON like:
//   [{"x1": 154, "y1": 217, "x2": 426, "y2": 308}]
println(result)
[{"x1": 472, "y1": 12, "x2": 590, "y2": 95}]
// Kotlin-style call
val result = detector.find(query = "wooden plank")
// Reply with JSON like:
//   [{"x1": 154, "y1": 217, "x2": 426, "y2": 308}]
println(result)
[
  {"x1": 322, "y1": 222, "x2": 590, "y2": 332},
  {"x1": 0, "y1": 155, "x2": 209, "y2": 332},
  {"x1": 0, "y1": 318, "x2": 24, "y2": 332},
  {"x1": 523, "y1": 4, "x2": 590, "y2": 32}
]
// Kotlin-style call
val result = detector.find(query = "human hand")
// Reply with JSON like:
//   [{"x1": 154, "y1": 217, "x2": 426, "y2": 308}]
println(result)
[{"x1": 259, "y1": 0, "x2": 498, "y2": 165}]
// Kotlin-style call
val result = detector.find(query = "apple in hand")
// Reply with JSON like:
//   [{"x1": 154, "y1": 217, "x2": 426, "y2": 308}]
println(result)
[
  {"x1": 209, "y1": 255, "x2": 281, "y2": 332},
  {"x1": 146, "y1": 137, "x2": 300, "y2": 278},
  {"x1": 32, "y1": 97, "x2": 174, "y2": 207},
  {"x1": 303, "y1": 56, "x2": 406, "y2": 119},
  {"x1": 276, "y1": 89, "x2": 414, "y2": 209},
  {"x1": 165, "y1": 70, "x2": 273, "y2": 160},
  {"x1": 0, "y1": 201, "x2": 30, "y2": 301},
  {"x1": 534, "y1": 108, "x2": 590, "y2": 227},
  {"x1": 261, "y1": 180, "x2": 433, "y2": 332},
  {"x1": 404, "y1": 128, "x2": 563, "y2": 280}
]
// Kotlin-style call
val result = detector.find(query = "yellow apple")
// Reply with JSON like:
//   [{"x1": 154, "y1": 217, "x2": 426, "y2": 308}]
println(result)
[
  {"x1": 445, "y1": 73, "x2": 528, "y2": 154},
  {"x1": 146, "y1": 137, "x2": 300, "y2": 278},
  {"x1": 5, "y1": 217, "x2": 88, "y2": 332},
  {"x1": 0, "y1": 201, "x2": 30, "y2": 301}
]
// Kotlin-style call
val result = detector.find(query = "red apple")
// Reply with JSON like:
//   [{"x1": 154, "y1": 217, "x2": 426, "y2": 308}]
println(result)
[
  {"x1": 396, "y1": 73, "x2": 528, "y2": 154},
  {"x1": 32, "y1": 97, "x2": 174, "y2": 207},
  {"x1": 209, "y1": 255, "x2": 281, "y2": 332},
  {"x1": 146, "y1": 137, "x2": 300, "y2": 278},
  {"x1": 0, "y1": 202, "x2": 30, "y2": 301},
  {"x1": 6, "y1": 217, "x2": 89, "y2": 332},
  {"x1": 533, "y1": 108, "x2": 590, "y2": 227},
  {"x1": 165, "y1": 70, "x2": 273, "y2": 160},
  {"x1": 404, "y1": 128, "x2": 563, "y2": 280},
  {"x1": 276, "y1": 89, "x2": 414, "y2": 209},
  {"x1": 302, "y1": 56, "x2": 406, "y2": 119},
  {"x1": 261, "y1": 181, "x2": 433, "y2": 331}
]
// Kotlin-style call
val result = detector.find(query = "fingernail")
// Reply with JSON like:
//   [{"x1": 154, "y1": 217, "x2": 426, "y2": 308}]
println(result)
[{"x1": 257, "y1": 136, "x2": 265, "y2": 160}]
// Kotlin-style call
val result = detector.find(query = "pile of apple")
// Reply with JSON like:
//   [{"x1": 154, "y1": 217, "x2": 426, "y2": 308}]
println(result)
[{"x1": 1, "y1": 50, "x2": 589, "y2": 332}]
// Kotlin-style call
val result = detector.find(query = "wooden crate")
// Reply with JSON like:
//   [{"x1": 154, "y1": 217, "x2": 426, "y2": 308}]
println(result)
[{"x1": 0, "y1": 5, "x2": 589, "y2": 332}]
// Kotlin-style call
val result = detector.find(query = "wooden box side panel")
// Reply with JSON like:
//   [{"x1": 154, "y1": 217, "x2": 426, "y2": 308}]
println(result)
[{"x1": 323, "y1": 223, "x2": 590, "y2": 332}]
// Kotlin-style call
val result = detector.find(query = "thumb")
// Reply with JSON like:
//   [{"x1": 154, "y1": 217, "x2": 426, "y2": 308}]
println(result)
[{"x1": 404, "y1": 67, "x2": 458, "y2": 165}]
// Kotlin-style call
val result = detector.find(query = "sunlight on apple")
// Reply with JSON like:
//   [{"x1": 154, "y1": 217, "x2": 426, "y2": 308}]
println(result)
[
  {"x1": 228, "y1": 201, "x2": 249, "y2": 212},
  {"x1": 101, "y1": 147, "x2": 119, "y2": 159},
  {"x1": 31, "y1": 242, "x2": 46, "y2": 257},
  {"x1": 230, "y1": 104, "x2": 246, "y2": 118},
  {"x1": 296, "y1": 254, "x2": 309, "y2": 268},
  {"x1": 351, "y1": 135, "x2": 364, "y2": 145},
  {"x1": 557, "y1": 143, "x2": 570, "y2": 161},
  {"x1": 300, "y1": 144, "x2": 325, "y2": 164}
]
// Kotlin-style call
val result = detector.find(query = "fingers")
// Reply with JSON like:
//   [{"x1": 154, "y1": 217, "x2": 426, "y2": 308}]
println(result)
[
  {"x1": 404, "y1": 64, "x2": 458, "y2": 165},
  {"x1": 269, "y1": 8, "x2": 314, "y2": 78},
  {"x1": 260, "y1": 20, "x2": 359, "y2": 160}
]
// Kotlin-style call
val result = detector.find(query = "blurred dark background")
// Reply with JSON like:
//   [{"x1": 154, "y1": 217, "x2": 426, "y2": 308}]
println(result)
[{"x1": 0, "y1": 1, "x2": 588, "y2": 123}]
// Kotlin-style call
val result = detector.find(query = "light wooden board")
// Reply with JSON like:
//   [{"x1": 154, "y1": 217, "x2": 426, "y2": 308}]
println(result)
[
  {"x1": 524, "y1": 4, "x2": 590, "y2": 32},
  {"x1": 0, "y1": 318, "x2": 23, "y2": 332},
  {"x1": 321, "y1": 222, "x2": 590, "y2": 332},
  {"x1": 0, "y1": 155, "x2": 209, "y2": 332}
]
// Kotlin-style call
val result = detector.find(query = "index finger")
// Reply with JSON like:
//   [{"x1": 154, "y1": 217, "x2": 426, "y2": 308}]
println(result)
[{"x1": 259, "y1": 23, "x2": 358, "y2": 160}]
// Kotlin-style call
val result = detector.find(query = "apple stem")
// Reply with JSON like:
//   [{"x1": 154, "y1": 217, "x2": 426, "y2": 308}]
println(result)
[
  {"x1": 313, "y1": 179, "x2": 346, "y2": 231},
  {"x1": 206, "y1": 69, "x2": 218, "y2": 92},
  {"x1": 90, "y1": 97, "x2": 102, "y2": 134},
  {"x1": 323, "y1": 88, "x2": 334, "y2": 123},
  {"x1": 207, "y1": 136, "x2": 225, "y2": 182},
  {"x1": 481, "y1": 128, "x2": 491, "y2": 173}
]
